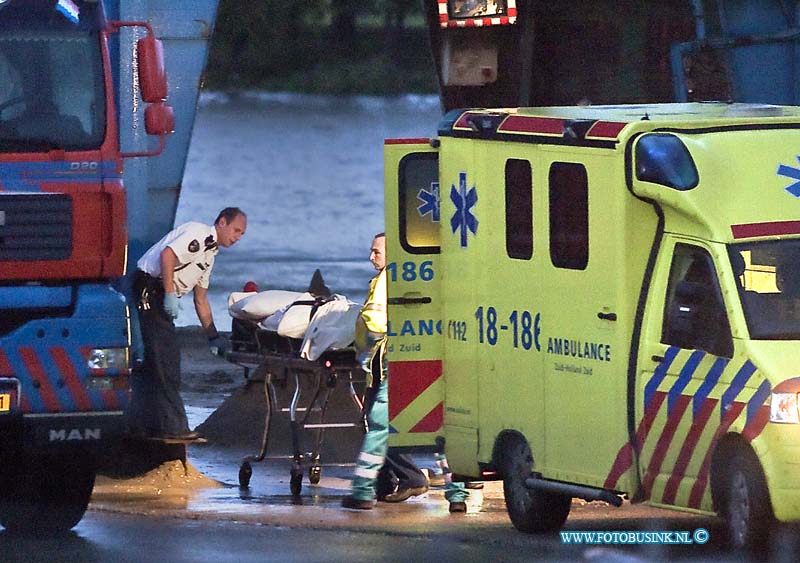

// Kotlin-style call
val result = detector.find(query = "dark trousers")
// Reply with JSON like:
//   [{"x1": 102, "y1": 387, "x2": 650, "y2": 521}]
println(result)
[
  {"x1": 127, "y1": 270, "x2": 189, "y2": 436},
  {"x1": 369, "y1": 345, "x2": 426, "y2": 496},
  {"x1": 377, "y1": 449, "x2": 428, "y2": 497}
]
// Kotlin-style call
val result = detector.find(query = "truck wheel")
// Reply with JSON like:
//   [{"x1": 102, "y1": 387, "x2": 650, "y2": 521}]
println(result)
[
  {"x1": 0, "y1": 457, "x2": 95, "y2": 533},
  {"x1": 501, "y1": 436, "x2": 571, "y2": 533},
  {"x1": 723, "y1": 450, "x2": 773, "y2": 551}
]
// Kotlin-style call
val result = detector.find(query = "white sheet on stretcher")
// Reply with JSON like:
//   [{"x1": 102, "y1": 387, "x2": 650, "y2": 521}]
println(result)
[
  {"x1": 229, "y1": 289, "x2": 361, "y2": 359},
  {"x1": 299, "y1": 296, "x2": 361, "y2": 361},
  {"x1": 228, "y1": 290, "x2": 303, "y2": 320}
]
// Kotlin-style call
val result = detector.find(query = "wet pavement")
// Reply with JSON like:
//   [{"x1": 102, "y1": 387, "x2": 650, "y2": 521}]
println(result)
[
  {"x1": 83, "y1": 330, "x2": 752, "y2": 561},
  {"x1": 89, "y1": 442, "x2": 730, "y2": 545},
  {"x1": 91, "y1": 445, "x2": 513, "y2": 534}
]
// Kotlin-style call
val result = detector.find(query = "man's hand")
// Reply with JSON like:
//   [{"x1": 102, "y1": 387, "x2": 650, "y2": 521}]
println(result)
[
  {"x1": 163, "y1": 293, "x2": 181, "y2": 319},
  {"x1": 208, "y1": 336, "x2": 227, "y2": 358}
]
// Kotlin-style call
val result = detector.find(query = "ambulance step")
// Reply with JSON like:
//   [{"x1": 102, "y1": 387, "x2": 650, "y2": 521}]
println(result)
[{"x1": 524, "y1": 477, "x2": 623, "y2": 507}]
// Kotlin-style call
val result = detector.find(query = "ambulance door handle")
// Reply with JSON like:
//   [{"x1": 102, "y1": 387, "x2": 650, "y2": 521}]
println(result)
[
  {"x1": 597, "y1": 312, "x2": 617, "y2": 321},
  {"x1": 652, "y1": 355, "x2": 665, "y2": 363},
  {"x1": 388, "y1": 296, "x2": 432, "y2": 305}
]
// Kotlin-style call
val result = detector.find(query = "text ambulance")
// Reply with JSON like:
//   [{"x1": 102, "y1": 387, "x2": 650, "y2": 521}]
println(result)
[{"x1": 385, "y1": 103, "x2": 800, "y2": 549}]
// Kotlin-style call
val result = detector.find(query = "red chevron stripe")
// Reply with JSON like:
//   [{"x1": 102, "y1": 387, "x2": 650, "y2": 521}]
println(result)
[
  {"x1": 604, "y1": 443, "x2": 633, "y2": 490},
  {"x1": 642, "y1": 394, "x2": 692, "y2": 500},
  {"x1": 499, "y1": 115, "x2": 564, "y2": 135},
  {"x1": 19, "y1": 347, "x2": 62, "y2": 413},
  {"x1": 661, "y1": 397, "x2": 718, "y2": 505},
  {"x1": 388, "y1": 360, "x2": 441, "y2": 420},
  {"x1": 50, "y1": 347, "x2": 92, "y2": 411},
  {"x1": 603, "y1": 391, "x2": 667, "y2": 489},
  {"x1": 637, "y1": 392, "x2": 668, "y2": 445},
  {"x1": 101, "y1": 389, "x2": 121, "y2": 410},
  {"x1": 0, "y1": 349, "x2": 12, "y2": 376},
  {"x1": 586, "y1": 121, "x2": 627, "y2": 140},
  {"x1": 688, "y1": 402, "x2": 745, "y2": 508},
  {"x1": 742, "y1": 405, "x2": 770, "y2": 442},
  {"x1": 409, "y1": 401, "x2": 442, "y2": 433}
]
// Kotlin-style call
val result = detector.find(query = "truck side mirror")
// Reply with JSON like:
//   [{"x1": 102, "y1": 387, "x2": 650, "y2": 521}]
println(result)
[
  {"x1": 137, "y1": 35, "x2": 167, "y2": 103},
  {"x1": 108, "y1": 21, "x2": 173, "y2": 158},
  {"x1": 145, "y1": 102, "x2": 174, "y2": 136}
]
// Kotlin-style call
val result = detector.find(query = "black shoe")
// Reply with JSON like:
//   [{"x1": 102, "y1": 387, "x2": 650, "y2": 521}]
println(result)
[
  {"x1": 449, "y1": 501, "x2": 467, "y2": 513},
  {"x1": 341, "y1": 496, "x2": 373, "y2": 510},
  {"x1": 382, "y1": 485, "x2": 428, "y2": 503}
]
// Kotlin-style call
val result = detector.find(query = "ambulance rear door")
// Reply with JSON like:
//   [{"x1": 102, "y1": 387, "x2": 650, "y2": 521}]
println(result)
[{"x1": 384, "y1": 139, "x2": 442, "y2": 449}]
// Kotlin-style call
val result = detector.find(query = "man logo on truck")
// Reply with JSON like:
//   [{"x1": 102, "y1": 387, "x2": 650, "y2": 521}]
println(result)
[{"x1": 49, "y1": 428, "x2": 102, "y2": 442}]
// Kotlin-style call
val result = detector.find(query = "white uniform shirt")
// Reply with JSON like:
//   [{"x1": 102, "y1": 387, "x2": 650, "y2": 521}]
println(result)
[{"x1": 136, "y1": 222, "x2": 219, "y2": 297}]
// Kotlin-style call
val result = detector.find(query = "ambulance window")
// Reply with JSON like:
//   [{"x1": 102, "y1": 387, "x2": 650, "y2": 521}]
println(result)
[
  {"x1": 399, "y1": 152, "x2": 439, "y2": 255},
  {"x1": 662, "y1": 244, "x2": 733, "y2": 358},
  {"x1": 505, "y1": 159, "x2": 533, "y2": 260},
  {"x1": 549, "y1": 162, "x2": 588, "y2": 270}
]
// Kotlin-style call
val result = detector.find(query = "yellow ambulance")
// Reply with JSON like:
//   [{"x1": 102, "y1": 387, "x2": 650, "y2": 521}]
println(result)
[{"x1": 385, "y1": 103, "x2": 800, "y2": 549}]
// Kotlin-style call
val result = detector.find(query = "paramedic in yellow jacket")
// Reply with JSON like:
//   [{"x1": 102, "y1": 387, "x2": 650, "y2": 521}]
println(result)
[{"x1": 342, "y1": 233, "x2": 428, "y2": 509}]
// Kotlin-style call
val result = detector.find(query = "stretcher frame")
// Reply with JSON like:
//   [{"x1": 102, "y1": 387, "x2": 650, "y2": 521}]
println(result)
[{"x1": 225, "y1": 318, "x2": 366, "y2": 494}]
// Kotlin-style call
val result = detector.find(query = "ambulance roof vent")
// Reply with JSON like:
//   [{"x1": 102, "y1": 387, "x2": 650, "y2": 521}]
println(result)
[
  {"x1": 563, "y1": 119, "x2": 597, "y2": 140},
  {"x1": 438, "y1": 109, "x2": 506, "y2": 137},
  {"x1": 465, "y1": 113, "x2": 506, "y2": 137}
]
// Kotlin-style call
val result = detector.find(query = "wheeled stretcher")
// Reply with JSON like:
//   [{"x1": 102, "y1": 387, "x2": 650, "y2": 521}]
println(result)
[{"x1": 225, "y1": 316, "x2": 366, "y2": 494}]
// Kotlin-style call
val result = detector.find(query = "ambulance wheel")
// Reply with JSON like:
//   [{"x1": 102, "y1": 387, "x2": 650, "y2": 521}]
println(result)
[
  {"x1": 309, "y1": 464, "x2": 322, "y2": 485},
  {"x1": 501, "y1": 436, "x2": 570, "y2": 533},
  {"x1": 722, "y1": 449, "x2": 773, "y2": 551},
  {"x1": 0, "y1": 455, "x2": 95, "y2": 533},
  {"x1": 290, "y1": 468, "x2": 303, "y2": 496}
]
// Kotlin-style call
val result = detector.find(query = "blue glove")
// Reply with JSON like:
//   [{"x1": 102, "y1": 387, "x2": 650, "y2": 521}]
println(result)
[
  {"x1": 209, "y1": 336, "x2": 227, "y2": 358},
  {"x1": 163, "y1": 293, "x2": 181, "y2": 319}
]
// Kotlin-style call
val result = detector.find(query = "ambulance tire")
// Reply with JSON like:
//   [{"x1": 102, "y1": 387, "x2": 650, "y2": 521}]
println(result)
[
  {"x1": 501, "y1": 436, "x2": 571, "y2": 533},
  {"x1": 722, "y1": 449, "x2": 773, "y2": 551},
  {"x1": 0, "y1": 455, "x2": 95, "y2": 533}
]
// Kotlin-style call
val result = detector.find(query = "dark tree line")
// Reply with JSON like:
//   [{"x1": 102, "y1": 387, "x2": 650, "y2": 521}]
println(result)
[{"x1": 208, "y1": 0, "x2": 424, "y2": 87}]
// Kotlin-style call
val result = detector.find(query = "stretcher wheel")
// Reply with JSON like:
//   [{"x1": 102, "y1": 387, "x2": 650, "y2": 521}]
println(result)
[
  {"x1": 309, "y1": 465, "x2": 322, "y2": 484},
  {"x1": 290, "y1": 472, "x2": 303, "y2": 496},
  {"x1": 239, "y1": 462, "x2": 252, "y2": 488}
]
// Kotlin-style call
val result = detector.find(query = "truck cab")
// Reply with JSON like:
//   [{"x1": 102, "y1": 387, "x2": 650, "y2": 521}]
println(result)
[
  {"x1": 386, "y1": 102, "x2": 800, "y2": 549},
  {"x1": 0, "y1": 0, "x2": 185, "y2": 532}
]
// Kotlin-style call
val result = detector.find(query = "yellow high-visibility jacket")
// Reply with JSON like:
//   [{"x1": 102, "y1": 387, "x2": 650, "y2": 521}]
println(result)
[{"x1": 356, "y1": 268, "x2": 387, "y2": 384}]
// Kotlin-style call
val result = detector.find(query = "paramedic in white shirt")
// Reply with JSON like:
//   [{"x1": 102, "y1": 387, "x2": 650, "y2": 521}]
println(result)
[{"x1": 129, "y1": 207, "x2": 247, "y2": 440}]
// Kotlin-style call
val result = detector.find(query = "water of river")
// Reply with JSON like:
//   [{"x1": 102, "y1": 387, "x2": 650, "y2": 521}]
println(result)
[{"x1": 174, "y1": 91, "x2": 441, "y2": 330}]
